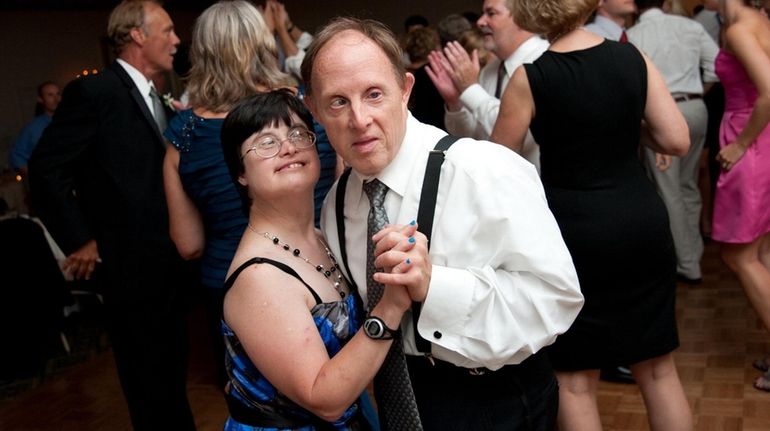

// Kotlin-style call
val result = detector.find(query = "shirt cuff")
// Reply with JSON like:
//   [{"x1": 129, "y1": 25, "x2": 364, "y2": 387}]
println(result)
[
  {"x1": 417, "y1": 265, "x2": 474, "y2": 345},
  {"x1": 459, "y1": 83, "x2": 494, "y2": 112}
]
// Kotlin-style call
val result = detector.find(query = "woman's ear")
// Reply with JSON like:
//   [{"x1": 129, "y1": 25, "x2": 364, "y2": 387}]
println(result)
[{"x1": 238, "y1": 175, "x2": 248, "y2": 187}]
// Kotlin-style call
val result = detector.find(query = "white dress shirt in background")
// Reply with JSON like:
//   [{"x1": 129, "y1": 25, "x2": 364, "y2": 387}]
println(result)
[
  {"x1": 628, "y1": 8, "x2": 719, "y2": 94},
  {"x1": 444, "y1": 36, "x2": 549, "y2": 172}
]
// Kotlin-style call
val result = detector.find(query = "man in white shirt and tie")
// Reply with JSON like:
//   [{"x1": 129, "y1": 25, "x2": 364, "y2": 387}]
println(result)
[
  {"x1": 302, "y1": 16, "x2": 583, "y2": 431},
  {"x1": 425, "y1": 0, "x2": 548, "y2": 171}
]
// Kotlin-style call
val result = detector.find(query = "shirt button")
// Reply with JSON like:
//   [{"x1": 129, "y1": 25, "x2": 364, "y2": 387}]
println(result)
[{"x1": 433, "y1": 331, "x2": 442, "y2": 339}]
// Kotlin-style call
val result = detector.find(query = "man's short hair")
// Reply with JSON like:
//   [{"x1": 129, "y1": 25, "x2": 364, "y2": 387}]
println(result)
[
  {"x1": 437, "y1": 13, "x2": 472, "y2": 44},
  {"x1": 107, "y1": 0, "x2": 161, "y2": 55},
  {"x1": 301, "y1": 17, "x2": 406, "y2": 96}
]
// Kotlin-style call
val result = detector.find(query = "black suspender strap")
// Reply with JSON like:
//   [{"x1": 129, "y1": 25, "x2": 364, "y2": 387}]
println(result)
[
  {"x1": 334, "y1": 134, "x2": 459, "y2": 354},
  {"x1": 412, "y1": 134, "x2": 459, "y2": 353},
  {"x1": 335, "y1": 167, "x2": 356, "y2": 292}
]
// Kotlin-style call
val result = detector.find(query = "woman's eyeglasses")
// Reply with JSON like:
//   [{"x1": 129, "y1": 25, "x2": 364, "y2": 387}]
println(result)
[{"x1": 241, "y1": 127, "x2": 316, "y2": 159}]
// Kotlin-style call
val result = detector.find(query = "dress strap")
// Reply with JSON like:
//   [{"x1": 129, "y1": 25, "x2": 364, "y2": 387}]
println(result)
[{"x1": 223, "y1": 257, "x2": 323, "y2": 305}]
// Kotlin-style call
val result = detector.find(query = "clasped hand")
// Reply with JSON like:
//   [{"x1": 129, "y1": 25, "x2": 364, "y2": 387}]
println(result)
[{"x1": 371, "y1": 221, "x2": 432, "y2": 304}]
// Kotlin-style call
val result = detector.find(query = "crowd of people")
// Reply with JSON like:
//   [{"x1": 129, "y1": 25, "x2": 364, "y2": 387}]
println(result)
[{"x1": 8, "y1": 0, "x2": 769, "y2": 429}]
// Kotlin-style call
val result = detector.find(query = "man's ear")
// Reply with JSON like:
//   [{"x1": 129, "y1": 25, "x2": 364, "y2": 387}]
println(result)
[
  {"x1": 402, "y1": 72, "x2": 416, "y2": 104},
  {"x1": 129, "y1": 27, "x2": 146, "y2": 46}
]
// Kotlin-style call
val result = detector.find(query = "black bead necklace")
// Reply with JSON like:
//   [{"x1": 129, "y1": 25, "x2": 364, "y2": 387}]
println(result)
[{"x1": 248, "y1": 224, "x2": 346, "y2": 298}]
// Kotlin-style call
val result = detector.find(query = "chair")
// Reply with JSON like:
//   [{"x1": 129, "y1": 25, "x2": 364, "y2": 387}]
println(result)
[{"x1": 0, "y1": 216, "x2": 73, "y2": 379}]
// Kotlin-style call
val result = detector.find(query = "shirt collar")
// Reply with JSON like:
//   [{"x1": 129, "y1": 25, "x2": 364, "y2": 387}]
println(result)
[
  {"x1": 116, "y1": 58, "x2": 153, "y2": 98},
  {"x1": 505, "y1": 35, "x2": 549, "y2": 74},
  {"x1": 592, "y1": 15, "x2": 625, "y2": 40}
]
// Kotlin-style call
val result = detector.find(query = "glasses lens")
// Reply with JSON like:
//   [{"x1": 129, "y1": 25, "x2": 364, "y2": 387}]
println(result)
[
  {"x1": 289, "y1": 128, "x2": 315, "y2": 148},
  {"x1": 256, "y1": 137, "x2": 280, "y2": 158}
]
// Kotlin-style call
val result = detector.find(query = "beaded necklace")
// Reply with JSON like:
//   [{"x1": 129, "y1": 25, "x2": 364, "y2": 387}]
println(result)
[{"x1": 248, "y1": 224, "x2": 346, "y2": 298}]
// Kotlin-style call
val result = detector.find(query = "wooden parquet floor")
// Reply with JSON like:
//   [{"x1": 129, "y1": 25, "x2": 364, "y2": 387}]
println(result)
[{"x1": 0, "y1": 239, "x2": 768, "y2": 431}]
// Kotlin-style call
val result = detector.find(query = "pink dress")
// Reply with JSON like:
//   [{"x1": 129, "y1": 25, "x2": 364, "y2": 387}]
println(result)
[{"x1": 712, "y1": 50, "x2": 770, "y2": 244}]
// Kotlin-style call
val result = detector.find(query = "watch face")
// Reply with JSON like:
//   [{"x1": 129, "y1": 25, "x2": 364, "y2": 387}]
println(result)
[{"x1": 364, "y1": 318, "x2": 385, "y2": 338}]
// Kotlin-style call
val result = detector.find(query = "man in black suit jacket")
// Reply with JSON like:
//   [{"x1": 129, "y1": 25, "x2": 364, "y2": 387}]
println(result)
[{"x1": 29, "y1": 1, "x2": 194, "y2": 429}]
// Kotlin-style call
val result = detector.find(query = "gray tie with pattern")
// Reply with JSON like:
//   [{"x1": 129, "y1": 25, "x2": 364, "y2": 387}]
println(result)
[
  {"x1": 363, "y1": 179, "x2": 423, "y2": 431},
  {"x1": 149, "y1": 86, "x2": 168, "y2": 133}
]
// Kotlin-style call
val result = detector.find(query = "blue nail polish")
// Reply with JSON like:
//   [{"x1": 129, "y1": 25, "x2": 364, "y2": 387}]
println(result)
[
  {"x1": 409, "y1": 219, "x2": 416, "y2": 226},
  {"x1": 408, "y1": 237, "x2": 416, "y2": 243},
  {"x1": 406, "y1": 258, "x2": 412, "y2": 264}
]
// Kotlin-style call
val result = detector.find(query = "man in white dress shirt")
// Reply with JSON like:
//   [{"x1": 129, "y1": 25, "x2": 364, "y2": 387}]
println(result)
[
  {"x1": 629, "y1": 0, "x2": 719, "y2": 284},
  {"x1": 584, "y1": 0, "x2": 637, "y2": 41},
  {"x1": 426, "y1": 0, "x2": 548, "y2": 171},
  {"x1": 302, "y1": 17, "x2": 583, "y2": 430}
]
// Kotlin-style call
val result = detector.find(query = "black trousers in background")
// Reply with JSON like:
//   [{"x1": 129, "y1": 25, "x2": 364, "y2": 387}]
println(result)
[
  {"x1": 101, "y1": 243, "x2": 195, "y2": 431},
  {"x1": 406, "y1": 350, "x2": 558, "y2": 431}
]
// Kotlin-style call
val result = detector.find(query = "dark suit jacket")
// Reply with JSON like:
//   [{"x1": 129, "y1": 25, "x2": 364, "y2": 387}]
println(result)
[{"x1": 29, "y1": 61, "x2": 174, "y2": 261}]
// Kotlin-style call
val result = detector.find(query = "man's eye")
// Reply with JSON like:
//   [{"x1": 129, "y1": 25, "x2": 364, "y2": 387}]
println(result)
[{"x1": 330, "y1": 98, "x2": 347, "y2": 108}]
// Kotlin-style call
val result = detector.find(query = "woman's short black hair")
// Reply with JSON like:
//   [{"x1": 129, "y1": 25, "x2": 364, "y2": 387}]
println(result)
[{"x1": 221, "y1": 89, "x2": 314, "y2": 214}]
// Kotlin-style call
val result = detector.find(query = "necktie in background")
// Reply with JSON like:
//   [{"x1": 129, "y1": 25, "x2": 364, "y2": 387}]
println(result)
[
  {"x1": 619, "y1": 30, "x2": 629, "y2": 43},
  {"x1": 149, "y1": 86, "x2": 168, "y2": 133},
  {"x1": 494, "y1": 62, "x2": 506, "y2": 99},
  {"x1": 363, "y1": 179, "x2": 423, "y2": 431}
]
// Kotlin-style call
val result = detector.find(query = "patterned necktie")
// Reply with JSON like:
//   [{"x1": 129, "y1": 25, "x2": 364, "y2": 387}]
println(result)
[
  {"x1": 363, "y1": 179, "x2": 423, "y2": 431},
  {"x1": 494, "y1": 61, "x2": 506, "y2": 99},
  {"x1": 149, "y1": 86, "x2": 168, "y2": 133}
]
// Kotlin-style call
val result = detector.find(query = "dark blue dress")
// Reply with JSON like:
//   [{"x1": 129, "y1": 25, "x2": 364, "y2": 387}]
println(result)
[
  {"x1": 165, "y1": 109, "x2": 246, "y2": 290},
  {"x1": 222, "y1": 257, "x2": 369, "y2": 431},
  {"x1": 164, "y1": 109, "x2": 338, "y2": 290}
]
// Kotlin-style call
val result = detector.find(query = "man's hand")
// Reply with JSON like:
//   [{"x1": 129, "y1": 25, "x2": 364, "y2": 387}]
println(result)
[
  {"x1": 442, "y1": 41, "x2": 481, "y2": 95},
  {"x1": 655, "y1": 152, "x2": 672, "y2": 171},
  {"x1": 426, "y1": 51, "x2": 462, "y2": 111},
  {"x1": 372, "y1": 222, "x2": 432, "y2": 303},
  {"x1": 63, "y1": 239, "x2": 101, "y2": 280}
]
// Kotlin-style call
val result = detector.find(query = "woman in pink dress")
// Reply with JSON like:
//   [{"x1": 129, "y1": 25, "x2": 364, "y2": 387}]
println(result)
[{"x1": 713, "y1": 0, "x2": 770, "y2": 391}]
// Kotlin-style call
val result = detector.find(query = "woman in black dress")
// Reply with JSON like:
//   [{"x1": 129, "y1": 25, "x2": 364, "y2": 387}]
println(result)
[{"x1": 490, "y1": 0, "x2": 692, "y2": 429}]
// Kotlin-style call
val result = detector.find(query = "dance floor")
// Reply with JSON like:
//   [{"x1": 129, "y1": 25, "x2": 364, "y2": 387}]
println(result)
[{"x1": 0, "y1": 239, "x2": 768, "y2": 430}]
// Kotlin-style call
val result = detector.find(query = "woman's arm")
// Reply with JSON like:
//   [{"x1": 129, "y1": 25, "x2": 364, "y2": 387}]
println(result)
[
  {"x1": 224, "y1": 263, "x2": 411, "y2": 421},
  {"x1": 717, "y1": 20, "x2": 770, "y2": 168},
  {"x1": 641, "y1": 54, "x2": 690, "y2": 156},
  {"x1": 163, "y1": 146, "x2": 204, "y2": 260},
  {"x1": 490, "y1": 66, "x2": 534, "y2": 153}
]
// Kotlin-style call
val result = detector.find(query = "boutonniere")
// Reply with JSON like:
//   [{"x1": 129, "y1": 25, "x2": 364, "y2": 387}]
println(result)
[{"x1": 162, "y1": 93, "x2": 176, "y2": 111}]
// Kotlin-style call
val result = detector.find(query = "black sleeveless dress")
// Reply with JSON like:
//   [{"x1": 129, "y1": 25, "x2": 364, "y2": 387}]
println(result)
[{"x1": 525, "y1": 40, "x2": 679, "y2": 370}]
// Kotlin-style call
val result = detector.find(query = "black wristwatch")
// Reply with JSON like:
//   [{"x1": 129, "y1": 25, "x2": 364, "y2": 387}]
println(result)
[{"x1": 363, "y1": 316, "x2": 400, "y2": 340}]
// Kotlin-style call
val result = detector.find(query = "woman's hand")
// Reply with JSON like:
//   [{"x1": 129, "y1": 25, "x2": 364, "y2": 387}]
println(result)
[
  {"x1": 716, "y1": 140, "x2": 748, "y2": 171},
  {"x1": 372, "y1": 221, "x2": 432, "y2": 303}
]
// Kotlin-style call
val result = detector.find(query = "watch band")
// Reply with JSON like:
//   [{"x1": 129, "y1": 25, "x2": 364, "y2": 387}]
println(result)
[{"x1": 363, "y1": 315, "x2": 401, "y2": 340}]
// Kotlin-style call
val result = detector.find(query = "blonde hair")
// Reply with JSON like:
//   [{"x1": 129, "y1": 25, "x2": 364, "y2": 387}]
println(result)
[
  {"x1": 185, "y1": 0, "x2": 296, "y2": 112},
  {"x1": 511, "y1": 0, "x2": 599, "y2": 41},
  {"x1": 107, "y1": 0, "x2": 158, "y2": 55}
]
